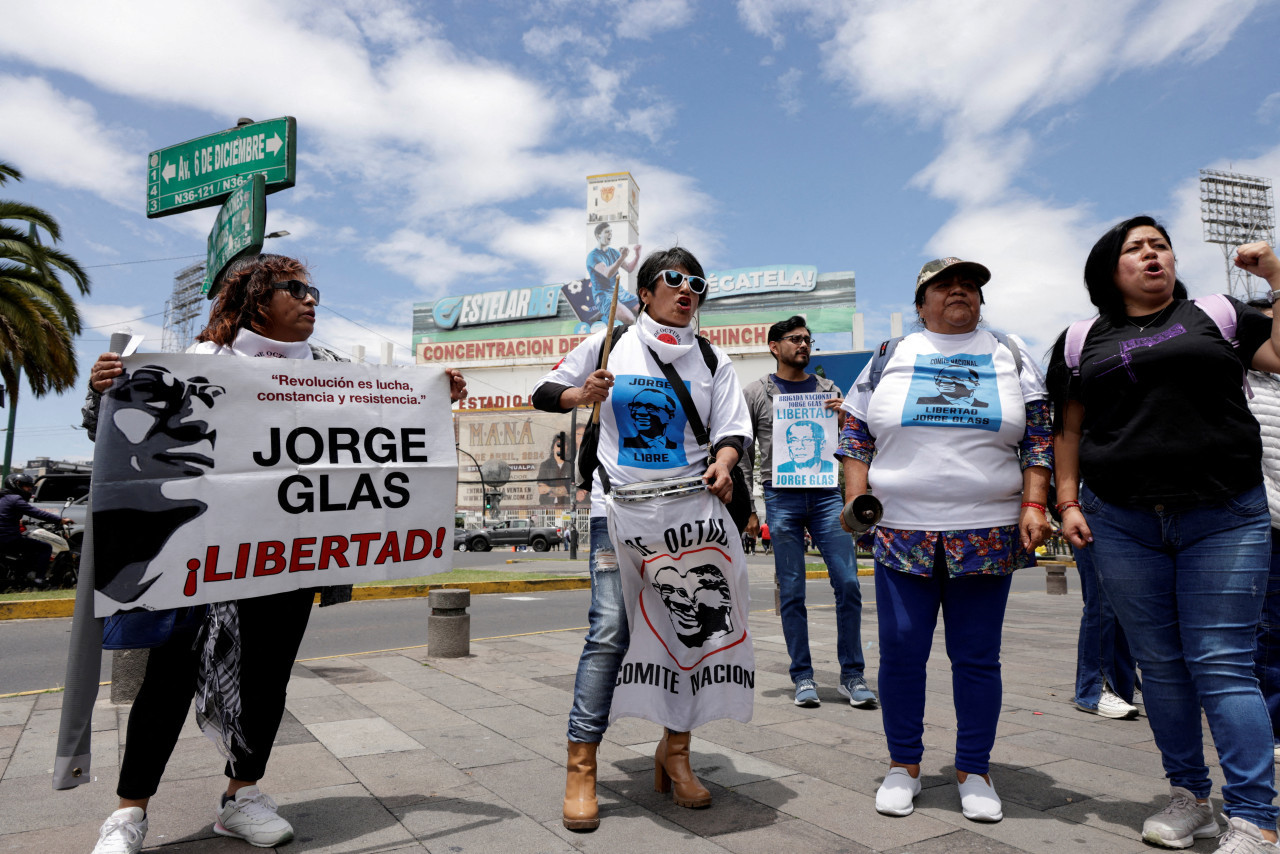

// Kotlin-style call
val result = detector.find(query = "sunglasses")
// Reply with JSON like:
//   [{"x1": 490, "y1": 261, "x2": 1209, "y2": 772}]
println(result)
[
  {"x1": 270, "y1": 279, "x2": 320, "y2": 304},
  {"x1": 779, "y1": 334, "x2": 812, "y2": 346},
  {"x1": 653, "y1": 269, "x2": 708, "y2": 295}
]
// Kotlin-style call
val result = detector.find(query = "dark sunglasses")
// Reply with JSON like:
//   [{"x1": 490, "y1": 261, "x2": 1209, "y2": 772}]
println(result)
[
  {"x1": 653, "y1": 269, "x2": 708, "y2": 295},
  {"x1": 270, "y1": 279, "x2": 320, "y2": 304}
]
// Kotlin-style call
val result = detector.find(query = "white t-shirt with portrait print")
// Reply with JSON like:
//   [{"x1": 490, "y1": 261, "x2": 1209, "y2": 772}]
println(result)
[
  {"x1": 842, "y1": 329, "x2": 1047, "y2": 531},
  {"x1": 533, "y1": 313, "x2": 753, "y2": 517}
]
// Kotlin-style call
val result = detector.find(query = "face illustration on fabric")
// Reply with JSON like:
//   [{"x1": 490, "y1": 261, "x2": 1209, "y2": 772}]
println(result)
[
  {"x1": 612, "y1": 376, "x2": 689, "y2": 468},
  {"x1": 651, "y1": 563, "x2": 734, "y2": 648},
  {"x1": 109, "y1": 365, "x2": 225, "y2": 478},
  {"x1": 785, "y1": 421, "x2": 822, "y2": 467},
  {"x1": 902, "y1": 353, "x2": 1001, "y2": 432}
]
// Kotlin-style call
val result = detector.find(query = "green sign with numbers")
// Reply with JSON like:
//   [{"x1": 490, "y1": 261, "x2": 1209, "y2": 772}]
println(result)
[
  {"x1": 147, "y1": 117, "x2": 295, "y2": 218},
  {"x1": 203, "y1": 174, "x2": 266, "y2": 298}
]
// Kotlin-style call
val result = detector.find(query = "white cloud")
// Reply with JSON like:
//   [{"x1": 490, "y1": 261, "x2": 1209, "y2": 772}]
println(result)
[
  {"x1": 367, "y1": 229, "x2": 513, "y2": 296},
  {"x1": 909, "y1": 131, "x2": 1033, "y2": 205},
  {"x1": 1259, "y1": 92, "x2": 1280, "y2": 124},
  {"x1": 523, "y1": 25, "x2": 605, "y2": 59},
  {"x1": 614, "y1": 0, "x2": 695, "y2": 40},
  {"x1": 0, "y1": 75, "x2": 140, "y2": 204},
  {"x1": 776, "y1": 68, "x2": 804, "y2": 117}
]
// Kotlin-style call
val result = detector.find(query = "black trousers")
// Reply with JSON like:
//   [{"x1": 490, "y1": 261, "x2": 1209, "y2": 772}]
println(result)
[{"x1": 116, "y1": 588, "x2": 315, "y2": 799}]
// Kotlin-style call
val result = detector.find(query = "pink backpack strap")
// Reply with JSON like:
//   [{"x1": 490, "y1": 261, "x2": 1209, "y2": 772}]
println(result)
[
  {"x1": 1194, "y1": 293, "x2": 1238, "y2": 344},
  {"x1": 1194, "y1": 293, "x2": 1253, "y2": 398},
  {"x1": 1064, "y1": 318, "x2": 1097, "y2": 376}
]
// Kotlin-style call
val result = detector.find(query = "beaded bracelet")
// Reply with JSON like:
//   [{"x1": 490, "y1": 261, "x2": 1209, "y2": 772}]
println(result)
[
  {"x1": 1055, "y1": 500, "x2": 1081, "y2": 513},
  {"x1": 1020, "y1": 501, "x2": 1047, "y2": 512}
]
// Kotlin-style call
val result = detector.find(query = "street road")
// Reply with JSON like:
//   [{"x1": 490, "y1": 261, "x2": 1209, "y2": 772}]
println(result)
[{"x1": 0, "y1": 554, "x2": 1062, "y2": 696}]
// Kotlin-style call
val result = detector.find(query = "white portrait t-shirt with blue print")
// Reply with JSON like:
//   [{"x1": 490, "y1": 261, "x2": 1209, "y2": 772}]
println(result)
[
  {"x1": 842, "y1": 329, "x2": 1046, "y2": 531},
  {"x1": 533, "y1": 313, "x2": 753, "y2": 517}
]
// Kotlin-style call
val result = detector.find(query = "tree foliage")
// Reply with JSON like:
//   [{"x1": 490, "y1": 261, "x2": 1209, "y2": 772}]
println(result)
[{"x1": 0, "y1": 162, "x2": 90, "y2": 405}]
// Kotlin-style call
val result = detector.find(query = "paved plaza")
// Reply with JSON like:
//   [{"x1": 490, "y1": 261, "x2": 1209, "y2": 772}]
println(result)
[{"x1": 0, "y1": 565, "x2": 1238, "y2": 852}]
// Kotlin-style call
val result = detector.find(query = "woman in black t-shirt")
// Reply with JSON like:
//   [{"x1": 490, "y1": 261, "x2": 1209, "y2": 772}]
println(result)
[{"x1": 1048, "y1": 215, "x2": 1280, "y2": 851}]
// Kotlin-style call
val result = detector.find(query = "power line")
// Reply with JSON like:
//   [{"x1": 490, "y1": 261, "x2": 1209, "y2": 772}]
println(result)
[{"x1": 83, "y1": 254, "x2": 205, "y2": 269}]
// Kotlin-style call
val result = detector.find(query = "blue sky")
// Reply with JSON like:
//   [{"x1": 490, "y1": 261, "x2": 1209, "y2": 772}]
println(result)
[{"x1": 2, "y1": 0, "x2": 1279, "y2": 464}]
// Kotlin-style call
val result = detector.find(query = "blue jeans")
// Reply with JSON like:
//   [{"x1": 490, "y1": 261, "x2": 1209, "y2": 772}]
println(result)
[
  {"x1": 1072, "y1": 543, "x2": 1137, "y2": 708},
  {"x1": 1254, "y1": 532, "x2": 1280, "y2": 744},
  {"x1": 1082, "y1": 482, "x2": 1277, "y2": 829},
  {"x1": 566, "y1": 517, "x2": 629, "y2": 743},
  {"x1": 875, "y1": 556, "x2": 1011, "y2": 774},
  {"x1": 763, "y1": 486, "x2": 866, "y2": 683}
]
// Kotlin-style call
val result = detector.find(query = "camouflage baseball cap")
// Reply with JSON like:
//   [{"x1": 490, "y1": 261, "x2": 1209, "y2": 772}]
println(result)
[{"x1": 915, "y1": 257, "x2": 991, "y2": 290}]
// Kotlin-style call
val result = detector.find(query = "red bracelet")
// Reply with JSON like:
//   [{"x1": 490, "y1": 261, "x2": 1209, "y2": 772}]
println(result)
[
  {"x1": 1055, "y1": 500, "x2": 1081, "y2": 512},
  {"x1": 1020, "y1": 502, "x2": 1047, "y2": 512}
]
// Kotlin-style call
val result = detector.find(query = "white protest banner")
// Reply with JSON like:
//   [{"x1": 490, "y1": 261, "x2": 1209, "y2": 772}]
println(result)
[
  {"x1": 90, "y1": 354, "x2": 457, "y2": 616},
  {"x1": 771, "y1": 392, "x2": 838, "y2": 488},
  {"x1": 607, "y1": 490, "x2": 754, "y2": 732}
]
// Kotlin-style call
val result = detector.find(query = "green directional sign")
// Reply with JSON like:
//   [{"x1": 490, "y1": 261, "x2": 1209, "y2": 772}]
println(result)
[
  {"x1": 203, "y1": 174, "x2": 266, "y2": 298},
  {"x1": 147, "y1": 117, "x2": 295, "y2": 218}
]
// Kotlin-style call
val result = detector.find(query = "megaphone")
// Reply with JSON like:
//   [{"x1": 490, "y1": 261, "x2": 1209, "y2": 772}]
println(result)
[{"x1": 841, "y1": 494, "x2": 883, "y2": 534}]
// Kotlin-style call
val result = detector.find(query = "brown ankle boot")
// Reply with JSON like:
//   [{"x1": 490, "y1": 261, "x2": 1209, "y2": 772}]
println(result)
[
  {"x1": 563, "y1": 740, "x2": 600, "y2": 830},
  {"x1": 654, "y1": 728, "x2": 711, "y2": 808}
]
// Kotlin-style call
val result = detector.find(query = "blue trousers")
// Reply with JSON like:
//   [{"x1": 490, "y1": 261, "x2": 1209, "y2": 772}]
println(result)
[
  {"x1": 764, "y1": 486, "x2": 866, "y2": 683},
  {"x1": 1083, "y1": 483, "x2": 1277, "y2": 830},
  {"x1": 875, "y1": 555, "x2": 1011, "y2": 775},
  {"x1": 566, "y1": 517, "x2": 629, "y2": 743},
  {"x1": 1254, "y1": 530, "x2": 1280, "y2": 746},
  {"x1": 1072, "y1": 543, "x2": 1137, "y2": 708}
]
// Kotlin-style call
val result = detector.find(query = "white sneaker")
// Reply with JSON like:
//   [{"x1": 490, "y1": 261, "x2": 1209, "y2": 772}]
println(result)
[
  {"x1": 1142, "y1": 786, "x2": 1219, "y2": 848},
  {"x1": 214, "y1": 785, "x2": 294, "y2": 848},
  {"x1": 875, "y1": 766, "x2": 921, "y2": 816},
  {"x1": 92, "y1": 807, "x2": 147, "y2": 854},
  {"x1": 958, "y1": 773, "x2": 1003, "y2": 822},
  {"x1": 1213, "y1": 816, "x2": 1280, "y2": 853},
  {"x1": 1096, "y1": 686, "x2": 1139, "y2": 720}
]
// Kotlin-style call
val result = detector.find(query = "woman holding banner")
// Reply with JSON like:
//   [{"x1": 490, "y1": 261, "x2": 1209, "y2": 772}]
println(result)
[
  {"x1": 83, "y1": 253, "x2": 466, "y2": 854},
  {"x1": 532, "y1": 247, "x2": 753, "y2": 832}
]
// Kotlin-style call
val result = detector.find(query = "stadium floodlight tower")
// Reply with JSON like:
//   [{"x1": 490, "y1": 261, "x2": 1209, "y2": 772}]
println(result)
[
  {"x1": 161, "y1": 261, "x2": 208, "y2": 352},
  {"x1": 1199, "y1": 169, "x2": 1275, "y2": 300}
]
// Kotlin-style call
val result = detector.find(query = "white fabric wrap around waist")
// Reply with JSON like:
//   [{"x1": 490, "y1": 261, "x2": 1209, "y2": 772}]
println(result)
[{"x1": 604, "y1": 488, "x2": 754, "y2": 732}]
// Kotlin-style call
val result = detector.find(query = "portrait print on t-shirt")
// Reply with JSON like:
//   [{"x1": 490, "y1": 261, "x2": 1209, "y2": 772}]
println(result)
[
  {"x1": 902, "y1": 353, "x2": 1001, "y2": 432},
  {"x1": 612, "y1": 375, "x2": 689, "y2": 468}
]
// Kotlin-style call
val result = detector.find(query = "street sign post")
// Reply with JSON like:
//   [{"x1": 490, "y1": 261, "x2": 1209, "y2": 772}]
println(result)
[
  {"x1": 147, "y1": 117, "x2": 296, "y2": 218},
  {"x1": 203, "y1": 174, "x2": 265, "y2": 297}
]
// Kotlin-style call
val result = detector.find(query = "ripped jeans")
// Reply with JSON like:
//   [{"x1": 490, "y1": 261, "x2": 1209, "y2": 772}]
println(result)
[{"x1": 567, "y1": 516, "x2": 630, "y2": 743}]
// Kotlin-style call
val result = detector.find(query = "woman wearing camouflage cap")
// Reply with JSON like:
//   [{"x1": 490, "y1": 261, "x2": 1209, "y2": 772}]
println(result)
[{"x1": 836, "y1": 257, "x2": 1052, "y2": 823}]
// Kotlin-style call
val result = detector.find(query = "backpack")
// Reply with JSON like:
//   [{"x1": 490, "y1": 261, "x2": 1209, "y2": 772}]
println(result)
[
  {"x1": 1063, "y1": 294, "x2": 1250, "y2": 395},
  {"x1": 856, "y1": 330, "x2": 1024, "y2": 393}
]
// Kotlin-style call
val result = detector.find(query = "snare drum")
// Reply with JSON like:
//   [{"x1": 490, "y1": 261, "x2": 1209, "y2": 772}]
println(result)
[{"x1": 611, "y1": 474, "x2": 707, "y2": 503}]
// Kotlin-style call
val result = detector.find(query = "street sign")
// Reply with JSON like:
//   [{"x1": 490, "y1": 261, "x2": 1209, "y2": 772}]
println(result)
[
  {"x1": 147, "y1": 117, "x2": 296, "y2": 218},
  {"x1": 203, "y1": 174, "x2": 265, "y2": 298}
]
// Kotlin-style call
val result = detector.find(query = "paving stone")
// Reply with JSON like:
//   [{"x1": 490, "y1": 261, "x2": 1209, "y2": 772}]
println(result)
[
  {"x1": 307, "y1": 717, "x2": 423, "y2": 758},
  {"x1": 421, "y1": 681, "x2": 516, "y2": 712},
  {"x1": 464, "y1": 700, "x2": 559, "y2": 740},
  {"x1": 342, "y1": 750, "x2": 482, "y2": 809},
  {"x1": 393, "y1": 786, "x2": 577, "y2": 853},
  {"x1": 467, "y1": 755, "x2": 567, "y2": 823},
  {"x1": 411, "y1": 722, "x2": 539, "y2": 768},
  {"x1": 288, "y1": 692, "x2": 380, "y2": 725},
  {"x1": 693, "y1": 717, "x2": 803, "y2": 754},
  {"x1": 541, "y1": 803, "x2": 732, "y2": 853},
  {"x1": 304, "y1": 660, "x2": 392, "y2": 685},
  {"x1": 883, "y1": 828, "x2": 1027, "y2": 853},
  {"x1": 713, "y1": 817, "x2": 876, "y2": 854},
  {"x1": 999, "y1": 730, "x2": 1168, "y2": 777},
  {"x1": 277, "y1": 782, "x2": 421, "y2": 853},
  {"x1": 628, "y1": 737, "x2": 794, "y2": 787},
  {"x1": 505, "y1": 685, "x2": 575, "y2": 716}
]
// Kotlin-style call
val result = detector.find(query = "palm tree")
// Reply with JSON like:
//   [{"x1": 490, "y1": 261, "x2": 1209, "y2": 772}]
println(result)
[{"x1": 0, "y1": 161, "x2": 91, "y2": 406}]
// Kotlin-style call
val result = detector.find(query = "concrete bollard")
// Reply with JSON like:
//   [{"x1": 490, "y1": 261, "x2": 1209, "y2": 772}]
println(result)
[
  {"x1": 1045, "y1": 564, "x2": 1068, "y2": 595},
  {"x1": 428, "y1": 588, "x2": 471, "y2": 657},
  {"x1": 110, "y1": 649, "x2": 150, "y2": 704}
]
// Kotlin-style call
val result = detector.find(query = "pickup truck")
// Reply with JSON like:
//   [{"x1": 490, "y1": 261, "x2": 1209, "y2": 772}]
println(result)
[{"x1": 460, "y1": 519, "x2": 562, "y2": 553}]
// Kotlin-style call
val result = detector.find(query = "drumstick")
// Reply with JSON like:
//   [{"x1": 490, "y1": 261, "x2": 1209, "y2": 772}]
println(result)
[{"x1": 589, "y1": 269, "x2": 625, "y2": 426}]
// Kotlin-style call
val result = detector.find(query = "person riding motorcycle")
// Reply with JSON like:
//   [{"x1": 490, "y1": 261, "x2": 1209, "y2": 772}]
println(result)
[{"x1": 0, "y1": 473, "x2": 72, "y2": 586}]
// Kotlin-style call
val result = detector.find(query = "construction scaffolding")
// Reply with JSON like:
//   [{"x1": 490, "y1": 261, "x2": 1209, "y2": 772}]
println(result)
[
  {"x1": 161, "y1": 261, "x2": 207, "y2": 352},
  {"x1": 1200, "y1": 169, "x2": 1276, "y2": 299}
]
